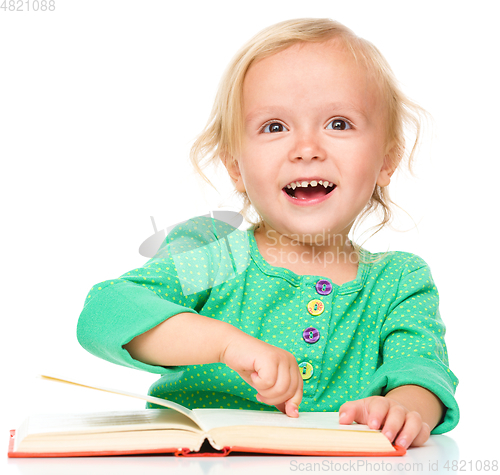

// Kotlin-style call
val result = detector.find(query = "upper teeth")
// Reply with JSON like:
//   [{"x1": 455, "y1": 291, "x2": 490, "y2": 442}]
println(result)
[{"x1": 286, "y1": 180, "x2": 335, "y2": 190}]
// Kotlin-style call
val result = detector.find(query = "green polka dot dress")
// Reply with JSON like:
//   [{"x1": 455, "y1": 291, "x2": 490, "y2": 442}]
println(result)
[{"x1": 77, "y1": 216, "x2": 459, "y2": 434}]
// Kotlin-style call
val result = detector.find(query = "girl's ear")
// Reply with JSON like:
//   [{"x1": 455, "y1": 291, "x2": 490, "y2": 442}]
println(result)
[
  {"x1": 376, "y1": 158, "x2": 393, "y2": 187},
  {"x1": 377, "y1": 144, "x2": 403, "y2": 187},
  {"x1": 221, "y1": 154, "x2": 246, "y2": 193}
]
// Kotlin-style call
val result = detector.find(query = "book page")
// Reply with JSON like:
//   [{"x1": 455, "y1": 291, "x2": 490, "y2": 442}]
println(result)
[
  {"x1": 14, "y1": 410, "x2": 207, "y2": 454},
  {"x1": 40, "y1": 374, "x2": 203, "y2": 429},
  {"x1": 17, "y1": 409, "x2": 201, "y2": 444},
  {"x1": 193, "y1": 409, "x2": 376, "y2": 433}
]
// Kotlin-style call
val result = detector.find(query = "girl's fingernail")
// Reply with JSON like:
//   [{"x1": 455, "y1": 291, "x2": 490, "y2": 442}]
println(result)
[
  {"x1": 339, "y1": 412, "x2": 347, "y2": 421},
  {"x1": 384, "y1": 431, "x2": 393, "y2": 441},
  {"x1": 398, "y1": 438, "x2": 408, "y2": 449},
  {"x1": 370, "y1": 419, "x2": 379, "y2": 428}
]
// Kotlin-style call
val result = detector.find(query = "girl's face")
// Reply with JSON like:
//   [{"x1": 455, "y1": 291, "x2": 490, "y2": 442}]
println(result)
[{"x1": 227, "y1": 40, "x2": 393, "y2": 245}]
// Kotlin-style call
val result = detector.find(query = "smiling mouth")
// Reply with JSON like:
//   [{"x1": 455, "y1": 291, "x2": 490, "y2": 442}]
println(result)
[{"x1": 283, "y1": 180, "x2": 337, "y2": 200}]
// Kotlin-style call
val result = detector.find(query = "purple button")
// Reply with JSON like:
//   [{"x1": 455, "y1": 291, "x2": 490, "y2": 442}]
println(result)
[
  {"x1": 303, "y1": 327, "x2": 320, "y2": 344},
  {"x1": 316, "y1": 279, "x2": 332, "y2": 295}
]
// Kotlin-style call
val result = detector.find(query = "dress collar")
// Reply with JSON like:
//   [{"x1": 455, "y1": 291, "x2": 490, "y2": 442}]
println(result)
[{"x1": 247, "y1": 227, "x2": 370, "y2": 294}]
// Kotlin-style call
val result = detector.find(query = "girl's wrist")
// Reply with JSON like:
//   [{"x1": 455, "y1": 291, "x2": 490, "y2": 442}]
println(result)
[
  {"x1": 218, "y1": 324, "x2": 248, "y2": 365},
  {"x1": 384, "y1": 385, "x2": 445, "y2": 430}
]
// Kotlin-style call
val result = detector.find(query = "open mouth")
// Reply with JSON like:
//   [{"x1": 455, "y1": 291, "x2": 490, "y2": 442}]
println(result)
[{"x1": 283, "y1": 179, "x2": 337, "y2": 200}]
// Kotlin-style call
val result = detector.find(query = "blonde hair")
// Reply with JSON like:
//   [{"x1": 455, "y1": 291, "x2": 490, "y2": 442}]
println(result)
[{"x1": 190, "y1": 18, "x2": 425, "y2": 238}]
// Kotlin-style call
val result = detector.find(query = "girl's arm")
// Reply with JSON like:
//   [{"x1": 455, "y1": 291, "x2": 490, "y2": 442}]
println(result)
[
  {"x1": 124, "y1": 312, "x2": 303, "y2": 417},
  {"x1": 339, "y1": 255, "x2": 457, "y2": 447},
  {"x1": 79, "y1": 217, "x2": 301, "y2": 417},
  {"x1": 124, "y1": 312, "x2": 238, "y2": 366}
]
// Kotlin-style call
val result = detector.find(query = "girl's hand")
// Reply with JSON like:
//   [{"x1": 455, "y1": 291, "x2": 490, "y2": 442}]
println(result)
[
  {"x1": 220, "y1": 331, "x2": 303, "y2": 418},
  {"x1": 338, "y1": 396, "x2": 431, "y2": 449}
]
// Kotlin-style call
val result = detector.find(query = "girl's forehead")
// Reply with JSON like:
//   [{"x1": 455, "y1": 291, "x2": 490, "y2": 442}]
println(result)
[
  {"x1": 243, "y1": 40, "x2": 384, "y2": 119},
  {"x1": 246, "y1": 40, "x2": 369, "y2": 86}
]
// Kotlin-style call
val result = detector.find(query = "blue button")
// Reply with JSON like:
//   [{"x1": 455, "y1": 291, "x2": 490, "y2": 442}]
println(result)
[{"x1": 316, "y1": 279, "x2": 332, "y2": 295}]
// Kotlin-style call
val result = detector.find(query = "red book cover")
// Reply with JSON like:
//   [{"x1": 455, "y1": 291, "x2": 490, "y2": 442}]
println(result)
[{"x1": 8, "y1": 430, "x2": 406, "y2": 458}]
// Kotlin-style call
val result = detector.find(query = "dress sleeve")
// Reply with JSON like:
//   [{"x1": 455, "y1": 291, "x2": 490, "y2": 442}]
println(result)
[
  {"x1": 361, "y1": 254, "x2": 459, "y2": 434},
  {"x1": 76, "y1": 216, "x2": 249, "y2": 374}
]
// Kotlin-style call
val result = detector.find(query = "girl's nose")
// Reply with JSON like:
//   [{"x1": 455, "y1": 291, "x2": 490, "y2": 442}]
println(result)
[{"x1": 288, "y1": 129, "x2": 326, "y2": 161}]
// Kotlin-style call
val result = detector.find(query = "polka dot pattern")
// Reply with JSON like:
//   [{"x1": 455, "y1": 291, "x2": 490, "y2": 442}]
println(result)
[{"x1": 78, "y1": 217, "x2": 459, "y2": 433}]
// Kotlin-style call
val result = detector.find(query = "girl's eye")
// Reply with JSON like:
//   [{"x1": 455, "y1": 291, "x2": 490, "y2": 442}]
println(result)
[
  {"x1": 262, "y1": 122, "x2": 288, "y2": 133},
  {"x1": 327, "y1": 118, "x2": 351, "y2": 131}
]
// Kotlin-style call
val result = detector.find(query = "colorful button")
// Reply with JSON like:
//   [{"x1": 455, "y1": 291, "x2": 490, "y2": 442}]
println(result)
[
  {"x1": 307, "y1": 299, "x2": 324, "y2": 316},
  {"x1": 298, "y1": 362, "x2": 314, "y2": 380},
  {"x1": 303, "y1": 327, "x2": 320, "y2": 344},
  {"x1": 315, "y1": 279, "x2": 332, "y2": 295}
]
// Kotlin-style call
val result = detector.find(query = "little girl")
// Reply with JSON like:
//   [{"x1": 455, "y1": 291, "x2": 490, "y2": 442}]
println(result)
[{"x1": 77, "y1": 18, "x2": 459, "y2": 450}]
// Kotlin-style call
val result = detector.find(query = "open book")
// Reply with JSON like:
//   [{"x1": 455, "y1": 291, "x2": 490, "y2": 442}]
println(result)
[{"x1": 8, "y1": 375, "x2": 405, "y2": 457}]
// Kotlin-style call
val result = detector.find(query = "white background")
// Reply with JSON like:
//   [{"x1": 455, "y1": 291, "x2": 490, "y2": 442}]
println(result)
[{"x1": 1, "y1": 0, "x2": 499, "y2": 473}]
